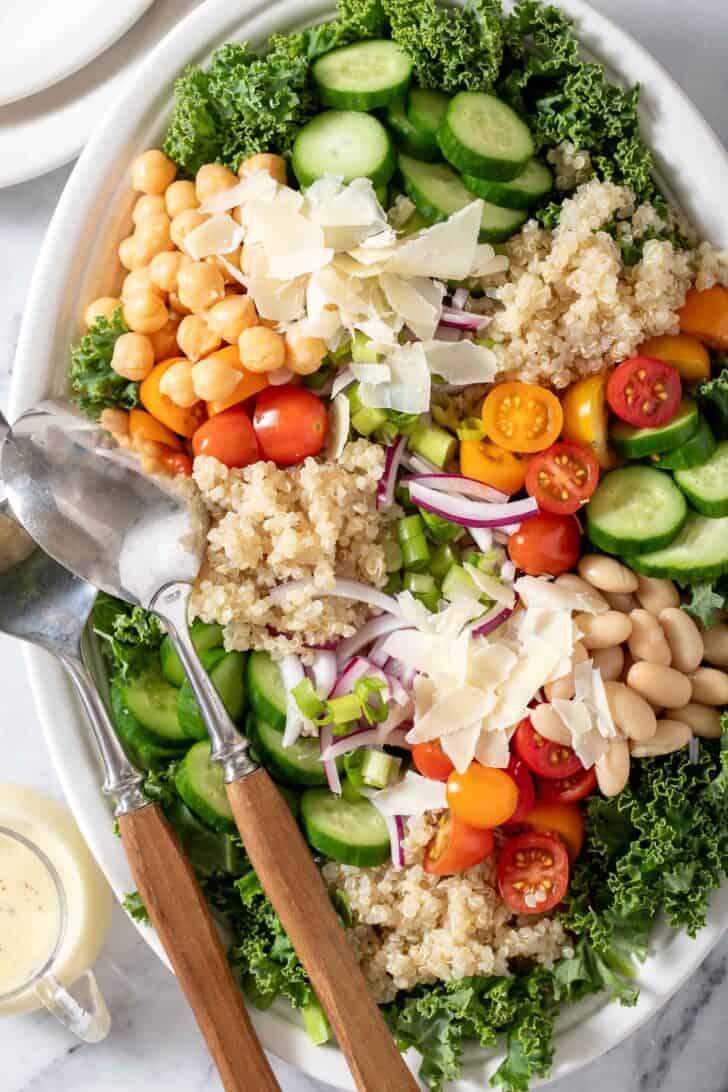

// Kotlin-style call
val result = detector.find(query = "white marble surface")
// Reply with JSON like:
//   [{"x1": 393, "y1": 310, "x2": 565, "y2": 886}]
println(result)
[{"x1": 2, "y1": 1, "x2": 728, "y2": 1089}]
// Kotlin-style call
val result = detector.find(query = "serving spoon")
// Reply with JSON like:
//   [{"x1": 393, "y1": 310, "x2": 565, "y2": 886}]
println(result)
[{"x1": 1, "y1": 400, "x2": 418, "y2": 1092}]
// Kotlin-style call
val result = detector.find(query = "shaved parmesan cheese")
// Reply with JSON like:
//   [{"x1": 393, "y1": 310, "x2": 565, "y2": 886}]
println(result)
[
  {"x1": 471, "y1": 243, "x2": 510, "y2": 277},
  {"x1": 384, "y1": 202, "x2": 483, "y2": 280},
  {"x1": 486, "y1": 634, "x2": 563, "y2": 732},
  {"x1": 408, "y1": 686, "x2": 493, "y2": 743},
  {"x1": 367, "y1": 771, "x2": 447, "y2": 815},
  {"x1": 349, "y1": 363, "x2": 391, "y2": 384},
  {"x1": 242, "y1": 244, "x2": 306, "y2": 323},
  {"x1": 441, "y1": 721, "x2": 481, "y2": 773},
  {"x1": 184, "y1": 213, "x2": 244, "y2": 260},
  {"x1": 515, "y1": 576, "x2": 607, "y2": 615},
  {"x1": 552, "y1": 697, "x2": 608, "y2": 768},
  {"x1": 379, "y1": 274, "x2": 444, "y2": 340},
  {"x1": 388, "y1": 194, "x2": 416, "y2": 229},
  {"x1": 466, "y1": 643, "x2": 517, "y2": 689},
  {"x1": 304, "y1": 177, "x2": 389, "y2": 251},
  {"x1": 325, "y1": 394, "x2": 350, "y2": 460},
  {"x1": 464, "y1": 565, "x2": 515, "y2": 607},
  {"x1": 199, "y1": 169, "x2": 278, "y2": 214},
  {"x1": 421, "y1": 340, "x2": 498, "y2": 385},
  {"x1": 332, "y1": 254, "x2": 391, "y2": 279},
  {"x1": 475, "y1": 728, "x2": 511, "y2": 769},
  {"x1": 359, "y1": 342, "x2": 431, "y2": 413},
  {"x1": 262, "y1": 214, "x2": 333, "y2": 279}
]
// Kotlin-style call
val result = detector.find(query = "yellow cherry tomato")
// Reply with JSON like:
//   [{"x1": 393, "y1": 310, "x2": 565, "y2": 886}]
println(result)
[
  {"x1": 140, "y1": 357, "x2": 207, "y2": 438},
  {"x1": 521, "y1": 801, "x2": 584, "y2": 861},
  {"x1": 638, "y1": 333, "x2": 711, "y2": 384},
  {"x1": 128, "y1": 409, "x2": 183, "y2": 452},
  {"x1": 204, "y1": 345, "x2": 270, "y2": 416},
  {"x1": 560, "y1": 372, "x2": 613, "y2": 469},
  {"x1": 459, "y1": 439, "x2": 527, "y2": 495},
  {"x1": 482, "y1": 382, "x2": 563, "y2": 454},
  {"x1": 446, "y1": 763, "x2": 519, "y2": 828}
]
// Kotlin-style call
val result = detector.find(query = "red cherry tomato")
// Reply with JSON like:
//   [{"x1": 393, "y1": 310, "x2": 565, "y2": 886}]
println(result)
[
  {"x1": 507, "y1": 512, "x2": 581, "y2": 576},
  {"x1": 160, "y1": 451, "x2": 194, "y2": 476},
  {"x1": 191, "y1": 407, "x2": 259, "y2": 469},
  {"x1": 412, "y1": 740, "x2": 455, "y2": 782},
  {"x1": 253, "y1": 386, "x2": 327, "y2": 466},
  {"x1": 606, "y1": 356, "x2": 682, "y2": 428},
  {"x1": 424, "y1": 812, "x2": 494, "y2": 876},
  {"x1": 497, "y1": 830, "x2": 569, "y2": 913},
  {"x1": 537, "y1": 766, "x2": 597, "y2": 805},
  {"x1": 503, "y1": 755, "x2": 536, "y2": 825},
  {"x1": 525, "y1": 442, "x2": 599, "y2": 515},
  {"x1": 514, "y1": 716, "x2": 583, "y2": 780}
]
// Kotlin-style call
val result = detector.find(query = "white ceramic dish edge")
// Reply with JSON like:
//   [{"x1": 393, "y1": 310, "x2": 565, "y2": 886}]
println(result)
[{"x1": 10, "y1": 0, "x2": 728, "y2": 1087}]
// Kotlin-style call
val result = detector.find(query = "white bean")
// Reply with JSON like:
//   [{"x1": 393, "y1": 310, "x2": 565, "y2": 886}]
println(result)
[
  {"x1": 575, "y1": 610, "x2": 633, "y2": 650},
  {"x1": 591, "y1": 645, "x2": 625, "y2": 682},
  {"x1": 595, "y1": 738, "x2": 631, "y2": 797},
  {"x1": 687, "y1": 666, "x2": 728, "y2": 706},
  {"x1": 665, "y1": 702, "x2": 722, "y2": 739},
  {"x1": 702, "y1": 623, "x2": 728, "y2": 667},
  {"x1": 603, "y1": 681, "x2": 657, "y2": 741},
  {"x1": 544, "y1": 642, "x2": 588, "y2": 702},
  {"x1": 604, "y1": 591, "x2": 637, "y2": 612},
  {"x1": 658, "y1": 607, "x2": 704, "y2": 673},
  {"x1": 554, "y1": 573, "x2": 609, "y2": 611},
  {"x1": 630, "y1": 719, "x2": 692, "y2": 758},
  {"x1": 627, "y1": 609, "x2": 672, "y2": 666},
  {"x1": 578, "y1": 554, "x2": 638, "y2": 594},
  {"x1": 530, "y1": 703, "x2": 571, "y2": 746},
  {"x1": 635, "y1": 575, "x2": 679, "y2": 615},
  {"x1": 626, "y1": 661, "x2": 692, "y2": 709}
]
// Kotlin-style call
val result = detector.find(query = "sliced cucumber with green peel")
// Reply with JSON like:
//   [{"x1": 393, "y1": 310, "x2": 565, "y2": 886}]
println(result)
[
  {"x1": 175, "y1": 740, "x2": 236, "y2": 834},
  {"x1": 292, "y1": 111, "x2": 396, "y2": 188},
  {"x1": 674, "y1": 442, "x2": 728, "y2": 516},
  {"x1": 110, "y1": 683, "x2": 186, "y2": 770},
  {"x1": 586, "y1": 466, "x2": 687, "y2": 555},
  {"x1": 247, "y1": 651, "x2": 286, "y2": 730},
  {"x1": 312, "y1": 40, "x2": 412, "y2": 111},
  {"x1": 177, "y1": 649, "x2": 246, "y2": 741},
  {"x1": 386, "y1": 96, "x2": 440, "y2": 161},
  {"x1": 628, "y1": 512, "x2": 728, "y2": 583},
  {"x1": 438, "y1": 92, "x2": 534, "y2": 180},
  {"x1": 160, "y1": 620, "x2": 224, "y2": 687},
  {"x1": 300, "y1": 788, "x2": 390, "y2": 866},
  {"x1": 398, "y1": 154, "x2": 527, "y2": 243},
  {"x1": 652, "y1": 416, "x2": 716, "y2": 470},
  {"x1": 120, "y1": 665, "x2": 188, "y2": 744},
  {"x1": 249, "y1": 716, "x2": 335, "y2": 787},
  {"x1": 408, "y1": 88, "x2": 449, "y2": 138},
  {"x1": 462, "y1": 159, "x2": 552, "y2": 210},
  {"x1": 611, "y1": 399, "x2": 699, "y2": 458},
  {"x1": 165, "y1": 798, "x2": 244, "y2": 877}
]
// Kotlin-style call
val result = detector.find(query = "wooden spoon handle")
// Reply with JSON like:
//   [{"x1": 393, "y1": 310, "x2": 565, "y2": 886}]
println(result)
[
  {"x1": 119, "y1": 802, "x2": 280, "y2": 1092},
  {"x1": 227, "y1": 769, "x2": 419, "y2": 1092}
]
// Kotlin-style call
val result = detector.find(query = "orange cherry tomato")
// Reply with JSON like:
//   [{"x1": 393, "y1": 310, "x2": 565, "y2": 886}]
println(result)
[
  {"x1": 140, "y1": 357, "x2": 206, "y2": 438},
  {"x1": 128, "y1": 408, "x2": 183, "y2": 452},
  {"x1": 459, "y1": 439, "x2": 527, "y2": 495},
  {"x1": 497, "y1": 831, "x2": 569, "y2": 913},
  {"x1": 521, "y1": 801, "x2": 585, "y2": 861},
  {"x1": 412, "y1": 740, "x2": 455, "y2": 782},
  {"x1": 482, "y1": 382, "x2": 563, "y2": 454},
  {"x1": 204, "y1": 345, "x2": 270, "y2": 416},
  {"x1": 678, "y1": 285, "x2": 728, "y2": 351},
  {"x1": 525, "y1": 441, "x2": 599, "y2": 515},
  {"x1": 446, "y1": 763, "x2": 519, "y2": 828},
  {"x1": 192, "y1": 407, "x2": 259, "y2": 469},
  {"x1": 638, "y1": 334, "x2": 710, "y2": 384},
  {"x1": 537, "y1": 767, "x2": 597, "y2": 805},
  {"x1": 507, "y1": 511, "x2": 581, "y2": 576},
  {"x1": 160, "y1": 451, "x2": 194, "y2": 476},
  {"x1": 423, "y1": 813, "x2": 494, "y2": 876}
]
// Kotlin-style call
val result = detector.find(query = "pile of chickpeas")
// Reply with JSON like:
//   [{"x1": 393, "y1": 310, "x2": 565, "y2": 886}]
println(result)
[
  {"x1": 85, "y1": 147, "x2": 330, "y2": 466},
  {"x1": 530, "y1": 555, "x2": 728, "y2": 798}
]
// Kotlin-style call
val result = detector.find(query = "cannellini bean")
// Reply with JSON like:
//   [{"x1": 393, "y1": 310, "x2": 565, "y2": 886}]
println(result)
[
  {"x1": 603, "y1": 591, "x2": 637, "y2": 612},
  {"x1": 595, "y1": 738, "x2": 630, "y2": 797},
  {"x1": 687, "y1": 666, "x2": 728, "y2": 706},
  {"x1": 131, "y1": 149, "x2": 176, "y2": 195},
  {"x1": 627, "y1": 609, "x2": 672, "y2": 666},
  {"x1": 544, "y1": 642, "x2": 588, "y2": 701},
  {"x1": 554, "y1": 573, "x2": 609, "y2": 610},
  {"x1": 603, "y1": 681, "x2": 656, "y2": 741},
  {"x1": 578, "y1": 554, "x2": 638, "y2": 594},
  {"x1": 591, "y1": 645, "x2": 625, "y2": 682},
  {"x1": 630, "y1": 719, "x2": 692, "y2": 758},
  {"x1": 195, "y1": 163, "x2": 238, "y2": 202},
  {"x1": 238, "y1": 152, "x2": 287, "y2": 186},
  {"x1": 635, "y1": 574, "x2": 679, "y2": 615},
  {"x1": 658, "y1": 608, "x2": 704, "y2": 673},
  {"x1": 665, "y1": 702, "x2": 722, "y2": 739},
  {"x1": 530, "y1": 703, "x2": 571, "y2": 746},
  {"x1": 575, "y1": 610, "x2": 632, "y2": 650},
  {"x1": 84, "y1": 296, "x2": 120, "y2": 328},
  {"x1": 626, "y1": 661, "x2": 692, "y2": 709},
  {"x1": 702, "y1": 623, "x2": 728, "y2": 667}
]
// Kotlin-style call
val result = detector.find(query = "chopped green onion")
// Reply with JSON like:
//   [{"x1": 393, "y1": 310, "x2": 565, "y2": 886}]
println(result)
[
  {"x1": 343, "y1": 752, "x2": 365, "y2": 789},
  {"x1": 430, "y1": 543, "x2": 457, "y2": 581},
  {"x1": 442, "y1": 563, "x2": 481, "y2": 601},
  {"x1": 419, "y1": 508, "x2": 464, "y2": 543},
  {"x1": 456, "y1": 416, "x2": 485, "y2": 441},
  {"x1": 397, "y1": 514, "x2": 426, "y2": 542},
  {"x1": 341, "y1": 776, "x2": 363, "y2": 801},
  {"x1": 403, "y1": 571, "x2": 436, "y2": 595},
  {"x1": 327, "y1": 694, "x2": 363, "y2": 725},
  {"x1": 353, "y1": 676, "x2": 389, "y2": 725},
  {"x1": 330, "y1": 336, "x2": 352, "y2": 363},
  {"x1": 417, "y1": 588, "x2": 441, "y2": 612},
  {"x1": 352, "y1": 331, "x2": 380, "y2": 363},
  {"x1": 352, "y1": 406, "x2": 389, "y2": 437},
  {"x1": 292, "y1": 677, "x2": 326, "y2": 721},
  {"x1": 384, "y1": 539, "x2": 403, "y2": 572},
  {"x1": 383, "y1": 571, "x2": 404, "y2": 594}
]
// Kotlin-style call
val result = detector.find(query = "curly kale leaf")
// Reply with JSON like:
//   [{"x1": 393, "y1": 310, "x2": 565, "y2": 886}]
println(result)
[
  {"x1": 122, "y1": 891, "x2": 151, "y2": 925},
  {"x1": 69, "y1": 308, "x2": 137, "y2": 418},
  {"x1": 682, "y1": 581, "x2": 727, "y2": 629},
  {"x1": 231, "y1": 879, "x2": 312, "y2": 1011},
  {"x1": 697, "y1": 365, "x2": 728, "y2": 439},
  {"x1": 92, "y1": 593, "x2": 163, "y2": 680}
]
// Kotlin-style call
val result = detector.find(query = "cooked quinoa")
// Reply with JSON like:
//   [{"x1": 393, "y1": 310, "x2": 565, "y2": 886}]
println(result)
[{"x1": 323, "y1": 814, "x2": 574, "y2": 1003}]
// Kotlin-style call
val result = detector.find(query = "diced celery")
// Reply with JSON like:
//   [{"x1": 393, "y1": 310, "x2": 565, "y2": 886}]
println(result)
[
  {"x1": 352, "y1": 331, "x2": 380, "y2": 363},
  {"x1": 361, "y1": 750, "x2": 401, "y2": 789},
  {"x1": 442, "y1": 563, "x2": 481, "y2": 601},
  {"x1": 409, "y1": 423, "x2": 457, "y2": 469}
]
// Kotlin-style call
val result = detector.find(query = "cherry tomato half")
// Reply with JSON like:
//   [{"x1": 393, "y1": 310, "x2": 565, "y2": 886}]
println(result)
[
  {"x1": 192, "y1": 407, "x2": 259, "y2": 468},
  {"x1": 606, "y1": 356, "x2": 682, "y2": 428},
  {"x1": 503, "y1": 755, "x2": 536, "y2": 826},
  {"x1": 497, "y1": 831, "x2": 570, "y2": 914},
  {"x1": 412, "y1": 740, "x2": 455, "y2": 782},
  {"x1": 161, "y1": 451, "x2": 193, "y2": 477},
  {"x1": 423, "y1": 813, "x2": 494, "y2": 876},
  {"x1": 253, "y1": 386, "x2": 327, "y2": 467},
  {"x1": 482, "y1": 382, "x2": 563, "y2": 454},
  {"x1": 446, "y1": 763, "x2": 519, "y2": 828},
  {"x1": 521, "y1": 802, "x2": 585, "y2": 861},
  {"x1": 507, "y1": 512, "x2": 581, "y2": 576},
  {"x1": 459, "y1": 439, "x2": 527, "y2": 495},
  {"x1": 525, "y1": 442, "x2": 599, "y2": 515},
  {"x1": 537, "y1": 766, "x2": 597, "y2": 805},
  {"x1": 514, "y1": 717, "x2": 583, "y2": 781}
]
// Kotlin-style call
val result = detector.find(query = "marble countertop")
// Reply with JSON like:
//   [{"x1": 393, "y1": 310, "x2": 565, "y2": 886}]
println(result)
[{"x1": 2, "y1": 1, "x2": 728, "y2": 1089}]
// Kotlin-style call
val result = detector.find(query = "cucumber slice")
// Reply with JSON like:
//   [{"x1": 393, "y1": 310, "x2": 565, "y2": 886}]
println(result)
[
  {"x1": 312, "y1": 40, "x2": 412, "y2": 111},
  {"x1": 250, "y1": 716, "x2": 339, "y2": 787},
  {"x1": 408, "y1": 88, "x2": 449, "y2": 138},
  {"x1": 462, "y1": 159, "x2": 552, "y2": 210},
  {"x1": 110, "y1": 683, "x2": 186, "y2": 770},
  {"x1": 120, "y1": 665, "x2": 188, "y2": 743},
  {"x1": 586, "y1": 466, "x2": 687, "y2": 555},
  {"x1": 247, "y1": 651, "x2": 286, "y2": 730},
  {"x1": 300, "y1": 788, "x2": 390, "y2": 866},
  {"x1": 160, "y1": 620, "x2": 224, "y2": 687},
  {"x1": 398, "y1": 154, "x2": 526, "y2": 243},
  {"x1": 438, "y1": 92, "x2": 534, "y2": 181},
  {"x1": 175, "y1": 740, "x2": 236, "y2": 834},
  {"x1": 292, "y1": 111, "x2": 396, "y2": 188},
  {"x1": 674, "y1": 442, "x2": 728, "y2": 516},
  {"x1": 177, "y1": 649, "x2": 246, "y2": 741},
  {"x1": 628, "y1": 511, "x2": 728, "y2": 583},
  {"x1": 386, "y1": 96, "x2": 440, "y2": 161},
  {"x1": 652, "y1": 416, "x2": 716, "y2": 470},
  {"x1": 611, "y1": 398, "x2": 699, "y2": 458}
]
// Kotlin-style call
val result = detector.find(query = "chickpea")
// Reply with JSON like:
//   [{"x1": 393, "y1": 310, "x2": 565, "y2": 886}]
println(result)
[
  {"x1": 99, "y1": 408, "x2": 130, "y2": 438},
  {"x1": 627, "y1": 609, "x2": 672, "y2": 666},
  {"x1": 665, "y1": 702, "x2": 722, "y2": 739},
  {"x1": 134, "y1": 213, "x2": 172, "y2": 264},
  {"x1": 118, "y1": 235, "x2": 141, "y2": 271},
  {"x1": 149, "y1": 315, "x2": 181, "y2": 361},
  {"x1": 195, "y1": 163, "x2": 238, "y2": 203},
  {"x1": 132, "y1": 194, "x2": 166, "y2": 225},
  {"x1": 177, "y1": 261, "x2": 225, "y2": 312},
  {"x1": 575, "y1": 610, "x2": 632, "y2": 650},
  {"x1": 602, "y1": 681, "x2": 656, "y2": 742},
  {"x1": 170, "y1": 209, "x2": 208, "y2": 251},
  {"x1": 658, "y1": 608, "x2": 704, "y2": 673},
  {"x1": 191, "y1": 357, "x2": 241, "y2": 401},
  {"x1": 529, "y1": 703, "x2": 571, "y2": 746},
  {"x1": 701, "y1": 623, "x2": 728, "y2": 667},
  {"x1": 285, "y1": 329, "x2": 328, "y2": 376},
  {"x1": 122, "y1": 268, "x2": 163, "y2": 301},
  {"x1": 687, "y1": 666, "x2": 728, "y2": 706},
  {"x1": 177, "y1": 314, "x2": 222, "y2": 363},
  {"x1": 131, "y1": 149, "x2": 176, "y2": 195},
  {"x1": 635, "y1": 574, "x2": 679, "y2": 615},
  {"x1": 206, "y1": 294, "x2": 257, "y2": 343},
  {"x1": 238, "y1": 325, "x2": 286, "y2": 373},
  {"x1": 207, "y1": 249, "x2": 242, "y2": 284},
  {"x1": 626, "y1": 661, "x2": 692, "y2": 709},
  {"x1": 165, "y1": 179, "x2": 199, "y2": 218},
  {"x1": 595, "y1": 738, "x2": 630, "y2": 797},
  {"x1": 159, "y1": 360, "x2": 198, "y2": 408},
  {"x1": 148, "y1": 251, "x2": 183, "y2": 294},
  {"x1": 168, "y1": 291, "x2": 191, "y2": 316},
  {"x1": 110, "y1": 332, "x2": 155, "y2": 381},
  {"x1": 123, "y1": 291, "x2": 169, "y2": 334},
  {"x1": 630, "y1": 719, "x2": 692, "y2": 758},
  {"x1": 578, "y1": 554, "x2": 638, "y2": 595},
  {"x1": 591, "y1": 645, "x2": 624, "y2": 682},
  {"x1": 238, "y1": 152, "x2": 287, "y2": 186},
  {"x1": 84, "y1": 296, "x2": 121, "y2": 328}
]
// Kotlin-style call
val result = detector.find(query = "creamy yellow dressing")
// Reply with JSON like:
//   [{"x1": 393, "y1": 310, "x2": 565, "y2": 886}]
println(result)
[{"x1": 0, "y1": 832, "x2": 61, "y2": 995}]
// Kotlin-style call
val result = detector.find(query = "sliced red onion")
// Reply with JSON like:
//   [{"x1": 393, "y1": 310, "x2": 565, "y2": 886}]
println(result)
[
  {"x1": 368, "y1": 635, "x2": 392, "y2": 668},
  {"x1": 361, "y1": 792, "x2": 406, "y2": 868},
  {"x1": 470, "y1": 602, "x2": 515, "y2": 638},
  {"x1": 384, "y1": 673, "x2": 409, "y2": 707},
  {"x1": 280, "y1": 654, "x2": 306, "y2": 747},
  {"x1": 493, "y1": 529, "x2": 510, "y2": 545},
  {"x1": 320, "y1": 727, "x2": 382, "y2": 762},
  {"x1": 451, "y1": 287, "x2": 470, "y2": 310},
  {"x1": 408, "y1": 482, "x2": 538, "y2": 528},
  {"x1": 377, "y1": 435, "x2": 407, "y2": 510},
  {"x1": 269, "y1": 578, "x2": 402, "y2": 617},
  {"x1": 331, "y1": 366, "x2": 355, "y2": 399},
  {"x1": 432, "y1": 323, "x2": 463, "y2": 342},
  {"x1": 319, "y1": 723, "x2": 342, "y2": 795},
  {"x1": 312, "y1": 650, "x2": 338, "y2": 698},
  {"x1": 386, "y1": 657, "x2": 417, "y2": 691},
  {"x1": 470, "y1": 526, "x2": 493, "y2": 552},
  {"x1": 331, "y1": 656, "x2": 387, "y2": 698},
  {"x1": 336, "y1": 615, "x2": 411, "y2": 668},
  {"x1": 401, "y1": 473, "x2": 507, "y2": 504},
  {"x1": 438, "y1": 308, "x2": 487, "y2": 331},
  {"x1": 401, "y1": 452, "x2": 441, "y2": 476}
]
